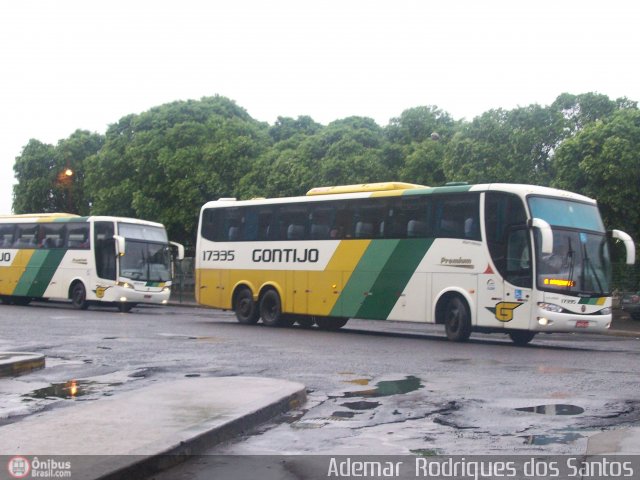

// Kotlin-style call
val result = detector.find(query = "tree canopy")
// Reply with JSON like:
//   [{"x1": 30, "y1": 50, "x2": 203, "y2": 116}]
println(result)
[{"x1": 12, "y1": 92, "x2": 640, "y2": 281}]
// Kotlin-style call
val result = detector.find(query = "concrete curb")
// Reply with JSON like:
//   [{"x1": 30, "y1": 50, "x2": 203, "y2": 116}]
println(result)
[
  {"x1": 0, "y1": 352, "x2": 45, "y2": 377},
  {"x1": 0, "y1": 377, "x2": 307, "y2": 480}
]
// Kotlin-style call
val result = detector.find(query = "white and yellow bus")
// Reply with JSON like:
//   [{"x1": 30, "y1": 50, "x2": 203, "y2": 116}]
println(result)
[
  {"x1": 0, "y1": 214, "x2": 184, "y2": 312},
  {"x1": 195, "y1": 182, "x2": 635, "y2": 344}
]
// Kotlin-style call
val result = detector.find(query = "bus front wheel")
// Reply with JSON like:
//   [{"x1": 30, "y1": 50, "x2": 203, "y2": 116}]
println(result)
[
  {"x1": 443, "y1": 296, "x2": 471, "y2": 342},
  {"x1": 260, "y1": 289, "x2": 283, "y2": 327},
  {"x1": 234, "y1": 288, "x2": 259, "y2": 324},
  {"x1": 508, "y1": 331, "x2": 536, "y2": 346},
  {"x1": 71, "y1": 282, "x2": 89, "y2": 310}
]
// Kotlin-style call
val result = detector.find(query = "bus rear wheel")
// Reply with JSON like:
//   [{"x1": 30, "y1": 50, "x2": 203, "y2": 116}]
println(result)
[
  {"x1": 71, "y1": 282, "x2": 89, "y2": 310},
  {"x1": 508, "y1": 331, "x2": 536, "y2": 346},
  {"x1": 443, "y1": 296, "x2": 471, "y2": 342},
  {"x1": 234, "y1": 288, "x2": 259, "y2": 324},
  {"x1": 259, "y1": 289, "x2": 284, "y2": 327}
]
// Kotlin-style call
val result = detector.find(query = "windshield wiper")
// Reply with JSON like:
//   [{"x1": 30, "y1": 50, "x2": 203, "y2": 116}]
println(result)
[
  {"x1": 582, "y1": 241, "x2": 604, "y2": 294},
  {"x1": 566, "y1": 237, "x2": 575, "y2": 288}
]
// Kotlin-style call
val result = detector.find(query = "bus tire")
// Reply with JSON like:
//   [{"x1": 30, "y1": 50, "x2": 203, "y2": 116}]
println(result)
[
  {"x1": 234, "y1": 287, "x2": 259, "y2": 324},
  {"x1": 508, "y1": 331, "x2": 536, "y2": 346},
  {"x1": 259, "y1": 289, "x2": 283, "y2": 327},
  {"x1": 443, "y1": 296, "x2": 471, "y2": 342},
  {"x1": 118, "y1": 302, "x2": 135, "y2": 313},
  {"x1": 71, "y1": 282, "x2": 89, "y2": 310},
  {"x1": 316, "y1": 316, "x2": 349, "y2": 330}
]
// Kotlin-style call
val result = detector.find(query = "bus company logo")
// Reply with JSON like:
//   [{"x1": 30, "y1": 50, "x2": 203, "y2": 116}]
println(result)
[
  {"x1": 7, "y1": 456, "x2": 30, "y2": 478},
  {"x1": 486, "y1": 301, "x2": 523, "y2": 322},
  {"x1": 95, "y1": 286, "x2": 110, "y2": 298}
]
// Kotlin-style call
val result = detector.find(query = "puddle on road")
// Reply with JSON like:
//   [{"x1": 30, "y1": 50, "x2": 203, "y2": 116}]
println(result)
[
  {"x1": 342, "y1": 400, "x2": 380, "y2": 410},
  {"x1": 515, "y1": 404, "x2": 585, "y2": 415},
  {"x1": 343, "y1": 376, "x2": 423, "y2": 398},
  {"x1": 330, "y1": 411, "x2": 358, "y2": 420},
  {"x1": 23, "y1": 380, "x2": 94, "y2": 400},
  {"x1": 290, "y1": 376, "x2": 423, "y2": 430},
  {"x1": 521, "y1": 432, "x2": 584, "y2": 445}
]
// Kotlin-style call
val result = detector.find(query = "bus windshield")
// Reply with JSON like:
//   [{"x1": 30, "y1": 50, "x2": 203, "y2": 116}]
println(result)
[
  {"x1": 528, "y1": 197, "x2": 611, "y2": 296},
  {"x1": 117, "y1": 223, "x2": 171, "y2": 283},
  {"x1": 120, "y1": 241, "x2": 172, "y2": 282}
]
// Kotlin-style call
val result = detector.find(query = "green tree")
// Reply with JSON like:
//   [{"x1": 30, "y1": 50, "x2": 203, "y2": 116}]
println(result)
[
  {"x1": 13, "y1": 139, "x2": 57, "y2": 213},
  {"x1": 443, "y1": 105, "x2": 564, "y2": 185},
  {"x1": 13, "y1": 130, "x2": 103, "y2": 214},
  {"x1": 552, "y1": 108, "x2": 640, "y2": 243},
  {"x1": 551, "y1": 92, "x2": 636, "y2": 134},
  {"x1": 85, "y1": 96, "x2": 270, "y2": 248}
]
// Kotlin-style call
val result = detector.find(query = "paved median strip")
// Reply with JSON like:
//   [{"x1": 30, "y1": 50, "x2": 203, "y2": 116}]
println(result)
[{"x1": 0, "y1": 352, "x2": 45, "y2": 377}]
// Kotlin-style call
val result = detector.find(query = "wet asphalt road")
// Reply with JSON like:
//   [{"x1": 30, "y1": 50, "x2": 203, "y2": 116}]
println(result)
[{"x1": 1, "y1": 302, "x2": 639, "y2": 469}]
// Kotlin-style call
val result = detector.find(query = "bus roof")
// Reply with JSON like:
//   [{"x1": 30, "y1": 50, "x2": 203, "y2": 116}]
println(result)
[
  {"x1": 307, "y1": 182, "x2": 427, "y2": 196},
  {"x1": 0, "y1": 213, "x2": 80, "y2": 219},
  {"x1": 201, "y1": 182, "x2": 596, "y2": 210},
  {"x1": 0, "y1": 214, "x2": 166, "y2": 228}
]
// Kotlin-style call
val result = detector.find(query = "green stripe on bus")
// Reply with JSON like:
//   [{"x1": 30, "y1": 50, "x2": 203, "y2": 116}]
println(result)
[
  {"x1": 13, "y1": 249, "x2": 68, "y2": 297},
  {"x1": 330, "y1": 240, "x2": 400, "y2": 317},
  {"x1": 355, "y1": 238, "x2": 433, "y2": 319}
]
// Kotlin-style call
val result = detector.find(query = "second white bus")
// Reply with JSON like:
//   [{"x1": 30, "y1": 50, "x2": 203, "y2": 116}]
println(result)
[{"x1": 0, "y1": 214, "x2": 184, "y2": 312}]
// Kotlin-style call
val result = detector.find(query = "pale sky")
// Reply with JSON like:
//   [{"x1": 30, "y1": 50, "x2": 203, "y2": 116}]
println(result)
[{"x1": 1, "y1": 0, "x2": 638, "y2": 214}]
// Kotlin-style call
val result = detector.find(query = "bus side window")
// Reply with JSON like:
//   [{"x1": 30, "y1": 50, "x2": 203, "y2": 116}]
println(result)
[
  {"x1": 40, "y1": 223, "x2": 66, "y2": 249},
  {"x1": 201, "y1": 209, "x2": 221, "y2": 242},
  {"x1": 67, "y1": 224, "x2": 90, "y2": 249},
  {"x1": 257, "y1": 207, "x2": 275, "y2": 241},
  {"x1": 0, "y1": 225, "x2": 15, "y2": 248},
  {"x1": 331, "y1": 202, "x2": 352, "y2": 239},
  {"x1": 435, "y1": 195, "x2": 480, "y2": 240},
  {"x1": 14, "y1": 224, "x2": 38, "y2": 248}
]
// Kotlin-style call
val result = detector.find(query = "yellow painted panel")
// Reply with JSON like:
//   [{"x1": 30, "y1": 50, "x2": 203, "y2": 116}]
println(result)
[
  {"x1": 196, "y1": 240, "x2": 371, "y2": 315},
  {"x1": 306, "y1": 269, "x2": 343, "y2": 316},
  {"x1": 0, "y1": 250, "x2": 34, "y2": 295}
]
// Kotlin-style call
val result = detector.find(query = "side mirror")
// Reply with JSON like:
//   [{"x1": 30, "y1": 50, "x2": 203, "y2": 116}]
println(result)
[
  {"x1": 528, "y1": 218, "x2": 553, "y2": 254},
  {"x1": 170, "y1": 241, "x2": 185, "y2": 261},
  {"x1": 611, "y1": 230, "x2": 636, "y2": 265},
  {"x1": 113, "y1": 235, "x2": 126, "y2": 256}
]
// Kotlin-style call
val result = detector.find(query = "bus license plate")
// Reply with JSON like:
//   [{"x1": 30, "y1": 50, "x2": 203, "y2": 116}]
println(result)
[
  {"x1": 576, "y1": 320, "x2": 589, "y2": 328},
  {"x1": 144, "y1": 295, "x2": 152, "y2": 299}
]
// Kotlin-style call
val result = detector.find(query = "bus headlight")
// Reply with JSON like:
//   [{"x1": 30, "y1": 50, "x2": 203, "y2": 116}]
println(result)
[{"x1": 538, "y1": 302, "x2": 563, "y2": 313}]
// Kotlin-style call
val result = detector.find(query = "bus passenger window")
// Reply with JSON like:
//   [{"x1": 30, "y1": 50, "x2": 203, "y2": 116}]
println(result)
[
  {"x1": 0, "y1": 225, "x2": 15, "y2": 247},
  {"x1": 407, "y1": 220, "x2": 427, "y2": 237}
]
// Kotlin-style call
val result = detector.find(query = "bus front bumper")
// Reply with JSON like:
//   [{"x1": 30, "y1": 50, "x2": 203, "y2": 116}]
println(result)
[
  {"x1": 108, "y1": 285, "x2": 172, "y2": 305},
  {"x1": 531, "y1": 309, "x2": 611, "y2": 333}
]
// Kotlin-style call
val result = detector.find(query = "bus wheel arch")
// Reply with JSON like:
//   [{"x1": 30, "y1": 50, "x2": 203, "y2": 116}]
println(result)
[
  {"x1": 69, "y1": 281, "x2": 89, "y2": 310},
  {"x1": 232, "y1": 285, "x2": 259, "y2": 324},
  {"x1": 436, "y1": 291, "x2": 472, "y2": 342}
]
